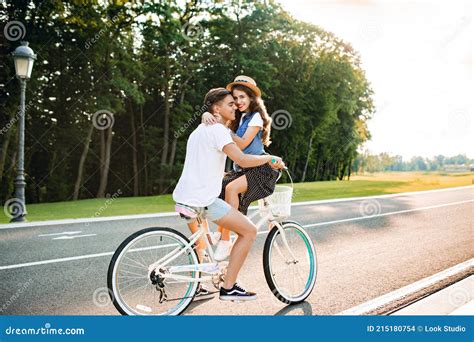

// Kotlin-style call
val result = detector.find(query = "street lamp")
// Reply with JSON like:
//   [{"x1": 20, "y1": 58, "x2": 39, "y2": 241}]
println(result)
[{"x1": 10, "y1": 41, "x2": 36, "y2": 222}]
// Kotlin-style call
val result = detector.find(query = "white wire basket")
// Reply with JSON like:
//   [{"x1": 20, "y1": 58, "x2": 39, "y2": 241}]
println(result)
[{"x1": 259, "y1": 185, "x2": 293, "y2": 218}]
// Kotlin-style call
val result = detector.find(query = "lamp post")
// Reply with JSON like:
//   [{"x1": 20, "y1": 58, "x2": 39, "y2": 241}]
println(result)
[{"x1": 10, "y1": 41, "x2": 36, "y2": 222}]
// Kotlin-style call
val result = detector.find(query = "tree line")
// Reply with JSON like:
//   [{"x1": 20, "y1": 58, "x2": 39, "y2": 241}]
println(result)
[
  {"x1": 1, "y1": 0, "x2": 374, "y2": 204},
  {"x1": 354, "y1": 152, "x2": 474, "y2": 173}
]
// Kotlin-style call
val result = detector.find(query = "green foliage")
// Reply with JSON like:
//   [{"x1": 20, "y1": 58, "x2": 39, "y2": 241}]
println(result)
[{"x1": 1, "y1": 0, "x2": 375, "y2": 204}]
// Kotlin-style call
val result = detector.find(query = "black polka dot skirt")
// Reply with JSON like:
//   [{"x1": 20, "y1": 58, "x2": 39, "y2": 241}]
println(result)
[{"x1": 218, "y1": 162, "x2": 280, "y2": 215}]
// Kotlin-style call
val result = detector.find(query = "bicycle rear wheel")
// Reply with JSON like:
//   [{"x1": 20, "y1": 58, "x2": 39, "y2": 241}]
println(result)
[
  {"x1": 107, "y1": 227, "x2": 199, "y2": 315},
  {"x1": 263, "y1": 221, "x2": 317, "y2": 304}
]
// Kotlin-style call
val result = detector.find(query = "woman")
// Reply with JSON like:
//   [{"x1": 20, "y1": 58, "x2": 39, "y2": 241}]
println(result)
[{"x1": 202, "y1": 76, "x2": 281, "y2": 261}]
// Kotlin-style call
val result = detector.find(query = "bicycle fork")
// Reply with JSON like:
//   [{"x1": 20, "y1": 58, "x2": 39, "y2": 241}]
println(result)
[{"x1": 270, "y1": 221, "x2": 299, "y2": 264}]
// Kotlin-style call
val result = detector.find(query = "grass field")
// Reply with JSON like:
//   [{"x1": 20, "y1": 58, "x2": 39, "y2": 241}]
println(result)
[{"x1": 1, "y1": 172, "x2": 472, "y2": 224}]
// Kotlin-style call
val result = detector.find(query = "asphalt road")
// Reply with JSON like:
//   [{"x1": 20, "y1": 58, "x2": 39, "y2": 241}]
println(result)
[{"x1": 0, "y1": 186, "x2": 472, "y2": 315}]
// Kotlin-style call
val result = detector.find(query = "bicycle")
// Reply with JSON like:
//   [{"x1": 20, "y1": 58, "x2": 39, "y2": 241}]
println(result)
[{"x1": 107, "y1": 169, "x2": 317, "y2": 315}]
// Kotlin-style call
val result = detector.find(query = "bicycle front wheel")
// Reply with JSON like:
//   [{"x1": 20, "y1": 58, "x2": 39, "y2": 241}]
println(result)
[
  {"x1": 107, "y1": 227, "x2": 200, "y2": 316},
  {"x1": 263, "y1": 221, "x2": 317, "y2": 304}
]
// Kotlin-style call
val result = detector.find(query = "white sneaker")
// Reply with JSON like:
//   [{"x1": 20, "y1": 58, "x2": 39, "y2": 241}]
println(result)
[
  {"x1": 207, "y1": 232, "x2": 221, "y2": 245},
  {"x1": 213, "y1": 240, "x2": 232, "y2": 261}
]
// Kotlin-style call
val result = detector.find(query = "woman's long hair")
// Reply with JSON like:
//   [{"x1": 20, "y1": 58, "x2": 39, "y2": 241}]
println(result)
[{"x1": 229, "y1": 85, "x2": 272, "y2": 147}]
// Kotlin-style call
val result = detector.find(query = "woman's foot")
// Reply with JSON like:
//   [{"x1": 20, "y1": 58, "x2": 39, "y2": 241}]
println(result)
[
  {"x1": 194, "y1": 284, "x2": 216, "y2": 300},
  {"x1": 213, "y1": 240, "x2": 232, "y2": 261},
  {"x1": 208, "y1": 231, "x2": 221, "y2": 245}
]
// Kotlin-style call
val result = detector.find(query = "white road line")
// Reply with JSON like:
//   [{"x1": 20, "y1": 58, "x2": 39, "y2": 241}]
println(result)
[
  {"x1": 301, "y1": 199, "x2": 474, "y2": 228},
  {"x1": 1, "y1": 199, "x2": 472, "y2": 271},
  {"x1": 0, "y1": 251, "x2": 114, "y2": 270},
  {"x1": 1, "y1": 185, "x2": 472, "y2": 230},
  {"x1": 52, "y1": 234, "x2": 97, "y2": 240},
  {"x1": 38, "y1": 231, "x2": 82, "y2": 237},
  {"x1": 0, "y1": 243, "x2": 178, "y2": 271},
  {"x1": 337, "y1": 259, "x2": 474, "y2": 315}
]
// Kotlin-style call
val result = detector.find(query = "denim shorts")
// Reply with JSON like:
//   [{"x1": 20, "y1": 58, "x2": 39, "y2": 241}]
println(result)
[{"x1": 186, "y1": 198, "x2": 231, "y2": 223}]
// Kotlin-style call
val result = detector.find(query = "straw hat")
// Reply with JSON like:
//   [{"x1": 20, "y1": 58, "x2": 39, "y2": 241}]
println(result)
[{"x1": 226, "y1": 75, "x2": 262, "y2": 97}]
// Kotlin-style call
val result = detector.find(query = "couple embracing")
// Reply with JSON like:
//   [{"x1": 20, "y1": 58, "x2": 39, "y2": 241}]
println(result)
[{"x1": 173, "y1": 76, "x2": 285, "y2": 301}]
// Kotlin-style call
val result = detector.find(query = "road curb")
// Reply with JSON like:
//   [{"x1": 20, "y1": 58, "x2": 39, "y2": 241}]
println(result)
[{"x1": 337, "y1": 258, "x2": 474, "y2": 315}]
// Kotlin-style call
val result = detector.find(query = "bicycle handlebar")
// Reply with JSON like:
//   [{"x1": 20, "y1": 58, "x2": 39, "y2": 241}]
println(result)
[{"x1": 276, "y1": 167, "x2": 294, "y2": 189}]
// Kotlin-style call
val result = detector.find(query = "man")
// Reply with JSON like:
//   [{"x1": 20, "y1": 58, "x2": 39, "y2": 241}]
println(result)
[{"x1": 173, "y1": 88, "x2": 284, "y2": 301}]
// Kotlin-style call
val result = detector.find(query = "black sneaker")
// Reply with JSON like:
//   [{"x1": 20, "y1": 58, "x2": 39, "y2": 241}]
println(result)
[{"x1": 219, "y1": 283, "x2": 257, "y2": 301}]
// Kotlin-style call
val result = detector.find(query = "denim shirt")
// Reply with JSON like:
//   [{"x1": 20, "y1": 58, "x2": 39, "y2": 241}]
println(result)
[{"x1": 233, "y1": 112, "x2": 265, "y2": 171}]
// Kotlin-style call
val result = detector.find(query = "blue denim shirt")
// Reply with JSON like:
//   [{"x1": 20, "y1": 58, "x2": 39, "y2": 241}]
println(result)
[{"x1": 233, "y1": 112, "x2": 265, "y2": 171}]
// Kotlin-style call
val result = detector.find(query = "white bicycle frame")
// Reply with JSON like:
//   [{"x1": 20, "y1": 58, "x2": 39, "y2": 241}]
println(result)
[
  {"x1": 147, "y1": 203, "x2": 297, "y2": 285},
  {"x1": 148, "y1": 170, "x2": 298, "y2": 285}
]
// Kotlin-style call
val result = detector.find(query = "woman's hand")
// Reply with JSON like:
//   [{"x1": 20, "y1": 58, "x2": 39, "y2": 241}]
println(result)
[
  {"x1": 269, "y1": 156, "x2": 285, "y2": 169},
  {"x1": 202, "y1": 111, "x2": 218, "y2": 125}
]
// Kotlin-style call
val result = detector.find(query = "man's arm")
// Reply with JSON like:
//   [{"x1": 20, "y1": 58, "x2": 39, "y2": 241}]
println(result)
[{"x1": 222, "y1": 143, "x2": 282, "y2": 168}]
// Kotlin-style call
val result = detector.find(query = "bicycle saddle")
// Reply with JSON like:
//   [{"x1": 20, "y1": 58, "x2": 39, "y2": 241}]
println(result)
[{"x1": 175, "y1": 203, "x2": 199, "y2": 220}]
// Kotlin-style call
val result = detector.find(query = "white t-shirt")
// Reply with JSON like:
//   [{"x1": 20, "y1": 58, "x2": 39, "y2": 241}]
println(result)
[
  {"x1": 173, "y1": 123, "x2": 234, "y2": 207},
  {"x1": 239, "y1": 112, "x2": 263, "y2": 128}
]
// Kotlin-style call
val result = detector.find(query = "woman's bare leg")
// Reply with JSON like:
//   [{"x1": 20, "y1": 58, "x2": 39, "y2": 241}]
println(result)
[
  {"x1": 218, "y1": 175, "x2": 248, "y2": 241},
  {"x1": 214, "y1": 207, "x2": 256, "y2": 288},
  {"x1": 187, "y1": 219, "x2": 209, "y2": 262}
]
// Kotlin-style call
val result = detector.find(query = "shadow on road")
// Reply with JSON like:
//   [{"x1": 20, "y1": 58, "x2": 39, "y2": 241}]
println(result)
[{"x1": 274, "y1": 301, "x2": 313, "y2": 316}]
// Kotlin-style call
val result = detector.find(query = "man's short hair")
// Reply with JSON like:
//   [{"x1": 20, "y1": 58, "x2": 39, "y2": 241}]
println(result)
[{"x1": 204, "y1": 88, "x2": 232, "y2": 113}]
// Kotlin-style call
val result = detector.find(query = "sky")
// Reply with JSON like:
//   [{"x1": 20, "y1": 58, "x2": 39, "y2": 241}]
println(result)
[{"x1": 277, "y1": 0, "x2": 473, "y2": 160}]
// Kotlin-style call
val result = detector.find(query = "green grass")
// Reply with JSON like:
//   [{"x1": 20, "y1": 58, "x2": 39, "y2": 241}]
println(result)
[{"x1": 2, "y1": 172, "x2": 472, "y2": 224}]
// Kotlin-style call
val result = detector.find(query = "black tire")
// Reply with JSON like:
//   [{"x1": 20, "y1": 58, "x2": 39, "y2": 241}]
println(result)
[
  {"x1": 107, "y1": 227, "x2": 199, "y2": 316},
  {"x1": 263, "y1": 221, "x2": 317, "y2": 304}
]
